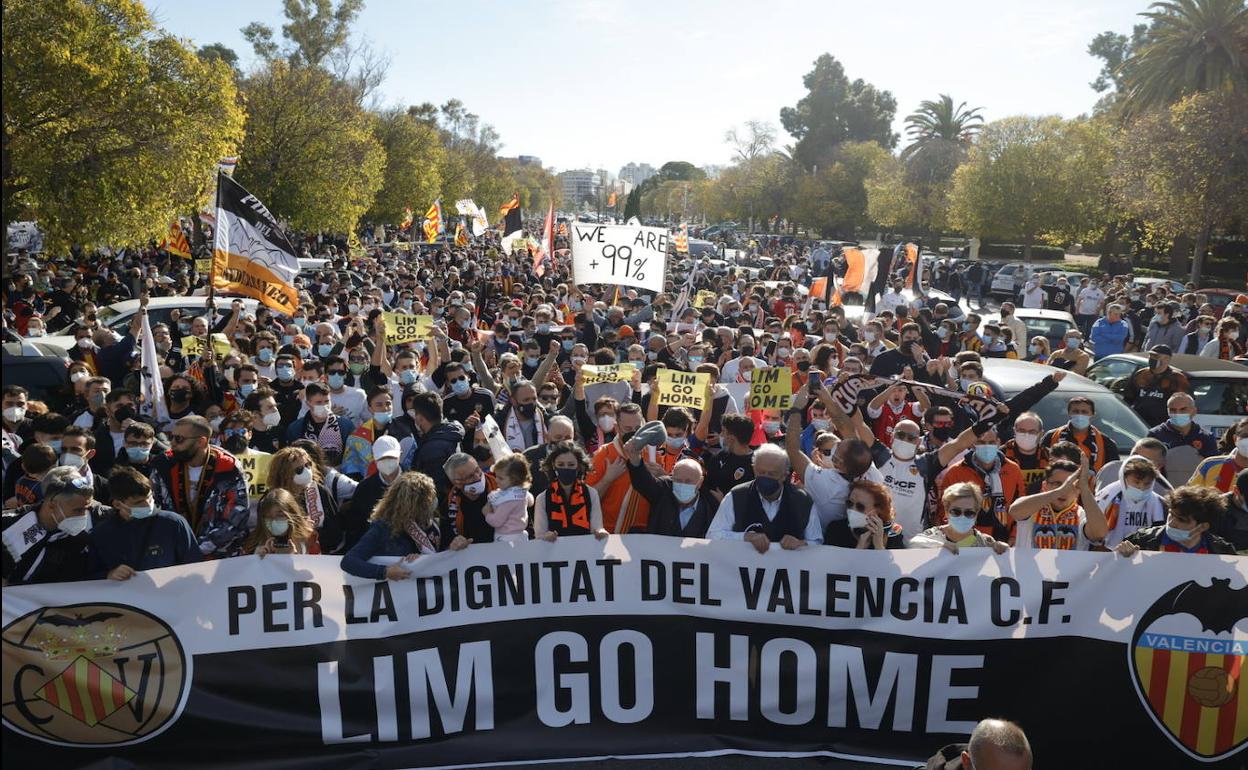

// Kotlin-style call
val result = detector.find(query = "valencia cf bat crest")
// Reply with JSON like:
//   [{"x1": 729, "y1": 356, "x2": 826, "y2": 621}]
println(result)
[{"x1": 1129, "y1": 578, "x2": 1247, "y2": 763}]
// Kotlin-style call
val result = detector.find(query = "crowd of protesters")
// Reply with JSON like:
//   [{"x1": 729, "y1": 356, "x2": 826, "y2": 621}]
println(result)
[{"x1": 2, "y1": 221, "x2": 1246, "y2": 588}]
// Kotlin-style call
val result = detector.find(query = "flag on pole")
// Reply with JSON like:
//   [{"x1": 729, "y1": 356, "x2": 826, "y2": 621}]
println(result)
[
  {"x1": 423, "y1": 199, "x2": 442, "y2": 243},
  {"x1": 139, "y1": 308, "x2": 168, "y2": 426},
  {"x1": 675, "y1": 222, "x2": 689, "y2": 254},
  {"x1": 347, "y1": 231, "x2": 365, "y2": 258},
  {"x1": 607, "y1": 191, "x2": 617, "y2": 207},
  {"x1": 399, "y1": 207, "x2": 414, "y2": 231},
  {"x1": 455, "y1": 221, "x2": 469, "y2": 247},
  {"x1": 158, "y1": 220, "x2": 191, "y2": 259},
  {"x1": 211, "y1": 172, "x2": 300, "y2": 314},
  {"x1": 499, "y1": 193, "x2": 522, "y2": 237},
  {"x1": 537, "y1": 200, "x2": 554, "y2": 277}
]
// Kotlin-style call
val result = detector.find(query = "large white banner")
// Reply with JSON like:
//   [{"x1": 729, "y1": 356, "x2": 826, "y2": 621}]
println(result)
[{"x1": 571, "y1": 223, "x2": 668, "y2": 293}]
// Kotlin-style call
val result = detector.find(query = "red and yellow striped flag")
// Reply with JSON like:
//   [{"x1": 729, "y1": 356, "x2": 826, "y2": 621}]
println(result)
[
  {"x1": 455, "y1": 221, "x2": 468, "y2": 247},
  {"x1": 675, "y1": 222, "x2": 689, "y2": 254},
  {"x1": 423, "y1": 200, "x2": 442, "y2": 244},
  {"x1": 158, "y1": 220, "x2": 191, "y2": 259},
  {"x1": 399, "y1": 207, "x2": 413, "y2": 231},
  {"x1": 37, "y1": 656, "x2": 136, "y2": 727}
]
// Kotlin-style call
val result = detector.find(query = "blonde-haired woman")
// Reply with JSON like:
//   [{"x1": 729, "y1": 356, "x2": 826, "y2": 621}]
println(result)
[
  {"x1": 1026, "y1": 335, "x2": 1051, "y2": 364},
  {"x1": 910, "y1": 482, "x2": 1008, "y2": 554},
  {"x1": 268, "y1": 446, "x2": 343, "y2": 553},
  {"x1": 341, "y1": 471, "x2": 470, "y2": 581},
  {"x1": 245, "y1": 488, "x2": 319, "y2": 556}
]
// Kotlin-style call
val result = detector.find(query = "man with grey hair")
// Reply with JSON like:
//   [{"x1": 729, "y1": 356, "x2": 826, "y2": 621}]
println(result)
[
  {"x1": 706, "y1": 442, "x2": 821, "y2": 550},
  {"x1": 525, "y1": 415, "x2": 574, "y2": 492},
  {"x1": 441, "y1": 452, "x2": 494, "y2": 545},
  {"x1": 921, "y1": 718, "x2": 1032, "y2": 770},
  {"x1": 2, "y1": 466, "x2": 102, "y2": 584}
]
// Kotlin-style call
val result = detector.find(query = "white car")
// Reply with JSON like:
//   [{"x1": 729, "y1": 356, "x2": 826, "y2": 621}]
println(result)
[
  {"x1": 989, "y1": 263, "x2": 1035, "y2": 298},
  {"x1": 978, "y1": 308, "x2": 1079, "y2": 350},
  {"x1": 41, "y1": 296, "x2": 261, "y2": 350}
]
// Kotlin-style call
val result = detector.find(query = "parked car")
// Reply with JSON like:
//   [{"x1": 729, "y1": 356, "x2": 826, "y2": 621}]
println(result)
[
  {"x1": 43, "y1": 296, "x2": 261, "y2": 349},
  {"x1": 978, "y1": 308, "x2": 1079, "y2": 351},
  {"x1": 1085, "y1": 353, "x2": 1248, "y2": 438},
  {"x1": 1133, "y1": 277, "x2": 1187, "y2": 295},
  {"x1": 1036, "y1": 271, "x2": 1087, "y2": 287},
  {"x1": 989, "y1": 263, "x2": 1035, "y2": 298},
  {"x1": 3, "y1": 341, "x2": 72, "y2": 413},
  {"x1": 980, "y1": 358, "x2": 1149, "y2": 455},
  {"x1": 1199, "y1": 288, "x2": 1243, "y2": 319}
]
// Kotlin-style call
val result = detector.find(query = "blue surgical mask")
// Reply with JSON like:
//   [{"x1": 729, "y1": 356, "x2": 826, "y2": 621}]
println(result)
[
  {"x1": 47, "y1": 439, "x2": 63, "y2": 453},
  {"x1": 372, "y1": 410, "x2": 392, "y2": 425},
  {"x1": 451, "y1": 379, "x2": 470, "y2": 396},
  {"x1": 239, "y1": 382, "x2": 256, "y2": 397},
  {"x1": 689, "y1": 355, "x2": 704, "y2": 365},
  {"x1": 525, "y1": 356, "x2": 540, "y2": 367},
  {"x1": 665, "y1": 436, "x2": 686, "y2": 450},
  {"x1": 936, "y1": 327, "x2": 950, "y2": 339},
  {"x1": 1164, "y1": 524, "x2": 1195, "y2": 543},
  {"x1": 960, "y1": 377, "x2": 975, "y2": 392},
  {"x1": 1168, "y1": 413, "x2": 1191, "y2": 428},
  {"x1": 399, "y1": 369, "x2": 418, "y2": 385},
  {"x1": 318, "y1": 343, "x2": 334, "y2": 357},
  {"x1": 561, "y1": 340, "x2": 574, "y2": 351},
  {"x1": 672, "y1": 482, "x2": 698, "y2": 504},
  {"x1": 1123, "y1": 485, "x2": 1151, "y2": 504},
  {"x1": 948, "y1": 512, "x2": 976, "y2": 534},
  {"x1": 1029, "y1": 344, "x2": 1041, "y2": 355},
  {"x1": 292, "y1": 317, "x2": 307, "y2": 329},
  {"x1": 1069, "y1": 414, "x2": 1091, "y2": 430},
  {"x1": 125, "y1": 446, "x2": 150, "y2": 462},
  {"x1": 276, "y1": 365, "x2": 295, "y2": 382},
  {"x1": 974, "y1": 444, "x2": 998, "y2": 464},
  {"x1": 257, "y1": 348, "x2": 274, "y2": 363},
  {"x1": 297, "y1": 346, "x2": 312, "y2": 359},
  {"x1": 327, "y1": 374, "x2": 345, "y2": 390},
  {"x1": 281, "y1": 334, "x2": 295, "y2": 346}
]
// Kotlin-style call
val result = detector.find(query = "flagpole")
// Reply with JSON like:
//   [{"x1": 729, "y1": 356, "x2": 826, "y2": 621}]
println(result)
[{"x1": 206, "y1": 171, "x2": 220, "y2": 323}]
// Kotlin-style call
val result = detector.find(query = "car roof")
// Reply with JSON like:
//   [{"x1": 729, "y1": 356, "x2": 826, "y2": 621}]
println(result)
[
  {"x1": 984, "y1": 308, "x2": 1076, "y2": 321},
  {"x1": 980, "y1": 358, "x2": 1108, "y2": 393},
  {"x1": 1096, "y1": 352, "x2": 1248, "y2": 376}
]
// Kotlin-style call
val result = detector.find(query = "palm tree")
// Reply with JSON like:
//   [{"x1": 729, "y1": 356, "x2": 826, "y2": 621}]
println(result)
[
  {"x1": 901, "y1": 95, "x2": 984, "y2": 160},
  {"x1": 1120, "y1": 0, "x2": 1248, "y2": 117}
]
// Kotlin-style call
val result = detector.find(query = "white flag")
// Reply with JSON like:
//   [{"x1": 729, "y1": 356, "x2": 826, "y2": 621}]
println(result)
[
  {"x1": 140, "y1": 309, "x2": 168, "y2": 426},
  {"x1": 470, "y1": 203, "x2": 489, "y2": 237}
]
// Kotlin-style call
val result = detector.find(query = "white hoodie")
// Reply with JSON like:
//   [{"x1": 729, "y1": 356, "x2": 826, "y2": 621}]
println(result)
[{"x1": 1094, "y1": 455, "x2": 1167, "y2": 548}]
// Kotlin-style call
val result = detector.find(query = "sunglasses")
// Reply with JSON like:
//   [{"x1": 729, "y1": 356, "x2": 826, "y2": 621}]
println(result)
[
  {"x1": 948, "y1": 507, "x2": 978, "y2": 518},
  {"x1": 893, "y1": 432, "x2": 918, "y2": 442},
  {"x1": 169, "y1": 434, "x2": 198, "y2": 444}
]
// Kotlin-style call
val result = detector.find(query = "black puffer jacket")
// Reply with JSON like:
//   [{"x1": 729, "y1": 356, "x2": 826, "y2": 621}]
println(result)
[{"x1": 407, "y1": 420, "x2": 466, "y2": 498}]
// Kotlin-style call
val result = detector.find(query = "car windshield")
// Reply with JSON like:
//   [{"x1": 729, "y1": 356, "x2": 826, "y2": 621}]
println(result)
[
  {"x1": 1024, "y1": 390, "x2": 1150, "y2": 456},
  {"x1": 1023, "y1": 316, "x2": 1074, "y2": 341},
  {"x1": 1085, "y1": 358, "x2": 1141, "y2": 386},
  {"x1": 1191, "y1": 378, "x2": 1248, "y2": 417}
]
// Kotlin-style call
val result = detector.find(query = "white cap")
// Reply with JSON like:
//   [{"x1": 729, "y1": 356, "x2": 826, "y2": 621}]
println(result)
[{"x1": 373, "y1": 435, "x2": 401, "y2": 460}]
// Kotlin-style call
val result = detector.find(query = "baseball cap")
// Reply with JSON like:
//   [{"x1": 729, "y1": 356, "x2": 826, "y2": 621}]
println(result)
[
  {"x1": 373, "y1": 436, "x2": 401, "y2": 460},
  {"x1": 1149, "y1": 345, "x2": 1173, "y2": 357}
]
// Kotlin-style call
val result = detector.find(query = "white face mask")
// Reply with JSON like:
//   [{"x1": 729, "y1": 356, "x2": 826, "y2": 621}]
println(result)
[
  {"x1": 309, "y1": 404, "x2": 330, "y2": 421},
  {"x1": 464, "y1": 478, "x2": 487, "y2": 496},
  {"x1": 58, "y1": 453, "x2": 85, "y2": 469},
  {"x1": 56, "y1": 506, "x2": 92, "y2": 536},
  {"x1": 262, "y1": 410, "x2": 282, "y2": 428},
  {"x1": 3, "y1": 406, "x2": 26, "y2": 423},
  {"x1": 891, "y1": 439, "x2": 916, "y2": 461},
  {"x1": 1237, "y1": 437, "x2": 1248, "y2": 456},
  {"x1": 293, "y1": 467, "x2": 313, "y2": 487},
  {"x1": 376, "y1": 457, "x2": 401, "y2": 477},
  {"x1": 1014, "y1": 432, "x2": 1039, "y2": 451},
  {"x1": 847, "y1": 509, "x2": 868, "y2": 530}
]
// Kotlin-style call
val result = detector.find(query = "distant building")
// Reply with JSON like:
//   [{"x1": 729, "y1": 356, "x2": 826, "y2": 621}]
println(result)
[
  {"x1": 558, "y1": 169, "x2": 599, "y2": 207},
  {"x1": 619, "y1": 162, "x2": 657, "y2": 186},
  {"x1": 517, "y1": 155, "x2": 542, "y2": 166},
  {"x1": 701, "y1": 164, "x2": 725, "y2": 180}
]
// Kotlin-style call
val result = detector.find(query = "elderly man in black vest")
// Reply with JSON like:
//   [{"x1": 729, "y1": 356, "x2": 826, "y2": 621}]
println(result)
[
  {"x1": 707, "y1": 443, "x2": 822, "y2": 552},
  {"x1": 621, "y1": 437, "x2": 714, "y2": 538}
]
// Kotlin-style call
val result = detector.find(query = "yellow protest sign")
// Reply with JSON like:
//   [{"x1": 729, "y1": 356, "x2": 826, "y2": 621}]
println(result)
[
  {"x1": 237, "y1": 452, "x2": 272, "y2": 498},
  {"x1": 656, "y1": 369, "x2": 710, "y2": 411},
  {"x1": 180, "y1": 333, "x2": 232, "y2": 358},
  {"x1": 580, "y1": 363, "x2": 635, "y2": 385},
  {"x1": 383, "y1": 312, "x2": 434, "y2": 345},
  {"x1": 694, "y1": 290, "x2": 717, "y2": 309},
  {"x1": 749, "y1": 366, "x2": 793, "y2": 410},
  {"x1": 194, "y1": 258, "x2": 212, "y2": 272}
]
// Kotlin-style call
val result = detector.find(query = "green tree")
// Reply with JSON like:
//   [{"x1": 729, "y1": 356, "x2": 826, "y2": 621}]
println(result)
[
  {"x1": 622, "y1": 187, "x2": 641, "y2": 220},
  {"x1": 1087, "y1": 24, "x2": 1150, "y2": 112},
  {"x1": 507, "y1": 160, "x2": 561, "y2": 211},
  {"x1": 242, "y1": 0, "x2": 364, "y2": 66},
  {"x1": 791, "y1": 142, "x2": 888, "y2": 238},
  {"x1": 3, "y1": 0, "x2": 245, "y2": 248},
  {"x1": 1112, "y1": 91, "x2": 1248, "y2": 283},
  {"x1": 1119, "y1": 0, "x2": 1248, "y2": 117},
  {"x1": 237, "y1": 60, "x2": 384, "y2": 232},
  {"x1": 866, "y1": 154, "x2": 927, "y2": 232},
  {"x1": 197, "y1": 43, "x2": 240, "y2": 72},
  {"x1": 779, "y1": 54, "x2": 897, "y2": 171},
  {"x1": 948, "y1": 116, "x2": 1092, "y2": 259},
  {"x1": 367, "y1": 108, "x2": 443, "y2": 223},
  {"x1": 900, "y1": 95, "x2": 982, "y2": 177}
]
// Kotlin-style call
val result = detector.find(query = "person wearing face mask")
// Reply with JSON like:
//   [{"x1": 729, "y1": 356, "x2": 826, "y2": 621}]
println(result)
[
  {"x1": 936, "y1": 426, "x2": 1027, "y2": 542},
  {"x1": 1142, "y1": 301, "x2": 1185, "y2": 352},
  {"x1": 117, "y1": 422, "x2": 161, "y2": 470},
  {"x1": 1120, "y1": 344, "x2": 1191, "y2": 428},
  {"x1": 1007, "y1": 454, "x2": 1107, "y2": 550},
  {"x1": 88, "y1": 466, "x2": 198, "y2": 580},
  {"x1": 348, "y1": 436, "x2": 406, "y2": 547},
  {"x1": 1092, "y1": 455, "x2": 1168, "y2": 549},
  {"x1": 72, "y1": 376, "x2": 111, "y2": 431},
  {"x1": 341, "y1": 471, "x2": 470, "y2": 581},
  {"x1": 1046, "y1": 329, "x2": 1091, "y2": 374},
  {"x1": 2, "y1": 386, "x2": 30, "y2": 456},
  {"x1": 1019, "y1": 278, "x2": 1044, "y2": 310},
  {"x1": 1179, "y1": 314, "x2": 1217, "y2": 355},
  {"x1": 494, "y1": 379, "x2": 549, "y2": 453},
  {"x1": 242, "y1": 390, "x2": 284, "y2": 454},
  {"x1": 285, "y1": 382, "x2": 353, "y2": 467},
  {"x1": 150, "y1": 416, "x2": 250, "y2": 558},
  {"x1": 1200, "y1": 317, "x2": 1243, "y2": 360},
  {"x1": 706, "y1": 443, "x2": 822, "y2": 550},
  {"x1": 341, "y1": 390, "x2": 407, "y2": 479},
  {"x1": 620, "y1": 433, "x2": 714, "y2": 538},
  {"x1": 321, "y1": 359, "x2": 368, "y2": 425},
  {"x1": 1187, "y1": 417, "x2": 1248, "y2": 493},
  {"x1": 1041, "y1": 397, "x2": 1119, "y2": 473},
  {"x1": 266, "y1": 447, "x2": 343, "y2": 553},
  {"x1": 1090, "y1": 303, "x2": 1131, "y2": 357},
  {"x1": 217, "y1": 410, "x2": 265, "y2": 457},
  {"x1": 1, "y1": 467, "x2": 101, "y2": 585},
  {"x1": 1115, "y1": 484, "x2": 1235, "y2": 556},
  {"x1": 1001, "y1": 412, "x2": 1050, "y2": 495},
  {"x1": 909, "y1": 484, "x2": 1009, "y2": 554},
  {"x1": 522, "y1": 415, "x2": 574, "y2": 494},
  {"x1": 701, "y1": 414, "x2": 758, "y2": 500},
  {"x1": 441, "y1": 452, "x2": 497, "y2": 545},
  {"x1": 244, "y1": 488, "x2": 321, "y2": 556},
  {"x1": 1209, "y1": 467, "x2": 1248, "y2": 553}
]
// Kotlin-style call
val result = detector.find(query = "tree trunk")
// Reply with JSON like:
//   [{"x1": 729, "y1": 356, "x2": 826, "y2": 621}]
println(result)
[
  {"x1": 1191, "y1": 222, "x2": 1212, "y2": 286},
  {"x1": 1096, "y1": 221, "x2": 1119, "y2": 273},
  {"x1": 1168, "y1": 234, "x2": 1192, "y2": 278},
  {"x1": 1023, "y1": 234, "x2": 1033, "y2": 262}
]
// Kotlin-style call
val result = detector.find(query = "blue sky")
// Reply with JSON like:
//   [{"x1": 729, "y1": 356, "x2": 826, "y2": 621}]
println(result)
[{"x1": 144, "y1": 0, "x2": 1149, "y2": 174}]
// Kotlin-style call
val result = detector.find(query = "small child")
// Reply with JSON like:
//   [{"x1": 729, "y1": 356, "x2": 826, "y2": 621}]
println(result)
[{"x1": 483, "y1": 454, "x2": 533, "y2": 543}]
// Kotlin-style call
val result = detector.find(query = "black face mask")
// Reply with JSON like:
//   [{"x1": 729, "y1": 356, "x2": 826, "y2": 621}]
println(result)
[
  {"x1": 620, "y1": 429, "x2": 637, "y2": 444},
  {"x1": 556, "y1": 467, "x2": 578, "y2": 486},
  {"x1": 223, "y1": 435, "x2": 248, "y2": 454},
  {"x1": 114, "y1": 404, "x2": 136, "y2": 423},
  {"x1": 517, "y1": 402, "x2": 537, "y2": 418},
  {"x1": 796, "y1": 361, "x2": 812, "y2": 372},
  {"x1": 932, "y1": 426, "x2": 954, "y2": 442}
]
